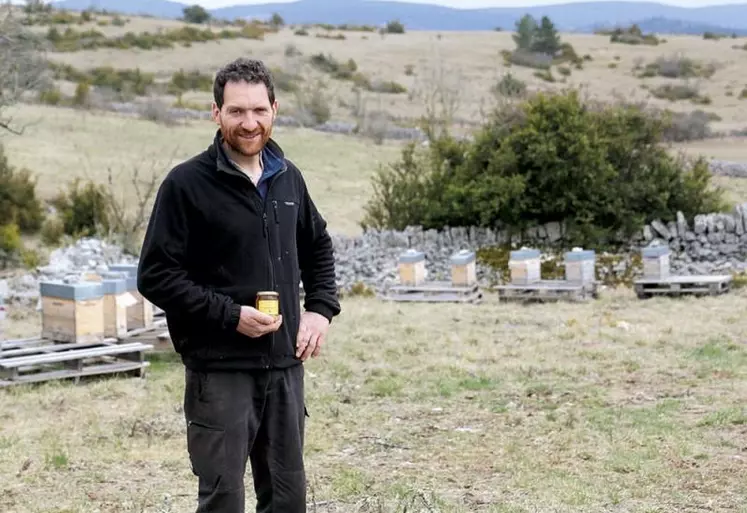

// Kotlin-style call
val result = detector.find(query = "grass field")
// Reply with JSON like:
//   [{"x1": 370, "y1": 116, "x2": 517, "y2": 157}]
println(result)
[
  {"x1": 36, "y1": 16, "x2": 747, "y2": 134},
  {"x1": 1, "y1": 104, "x2": 403, "y2": 237},
  {"x1": 2, "y1": 288, "x2": 747, "y2": 512}
]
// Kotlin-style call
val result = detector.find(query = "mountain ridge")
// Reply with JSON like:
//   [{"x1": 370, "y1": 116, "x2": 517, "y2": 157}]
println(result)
[{"x1": 52, "y1": 0, "x2": 747, "y2": 33}]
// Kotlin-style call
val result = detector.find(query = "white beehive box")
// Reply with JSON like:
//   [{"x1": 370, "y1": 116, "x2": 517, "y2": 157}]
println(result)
[
  {"x1": 40, "y1": 281, "x2": 105, "y2": 343},
  {"x1": 565, "y1": 249, "x2": 596, "y2": 283},
  {"x1": 450, "y1": 249, "x2": 477, "y2": 287},
  {"x1": 398, "y1": 249, "x2": 426, "y2": 286},
  {"x1": 642, "y1": 246, "x2": 670, "y2": 280},
  {"x1": 108, "y1": 264, "x2": 154, "y2": 329},
  {"x1": 509, "y1": 249, "x2": 541, "y2": 285}
]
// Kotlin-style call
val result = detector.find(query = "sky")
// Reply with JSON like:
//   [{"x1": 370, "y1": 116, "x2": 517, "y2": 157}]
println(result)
[{"x1": 187, "y1": 0, "x2": 747, "y2": 7}]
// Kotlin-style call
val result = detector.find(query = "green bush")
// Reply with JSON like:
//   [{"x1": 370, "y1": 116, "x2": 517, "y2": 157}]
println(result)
[
  {"x1": 361, "y1": 90, "x2": 725, "y2": 249},
  {"x1": 0, "y1": 145, "x2": 44, "y2": 233},
  {"x1": 0, "y1": 223, "x2": 23, "y2": 268},
  {"x1": 51, "y1": 178, "x2": 111, "y2": 237}
]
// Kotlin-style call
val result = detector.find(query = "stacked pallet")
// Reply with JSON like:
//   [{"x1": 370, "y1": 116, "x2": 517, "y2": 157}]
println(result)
[
  {"x1": 493, "y1": 247, "x2": 599, "y2": 302},
  {"x1": 0, "y1": 263, "x2": 161, "y2": 387},
  {"x1": 633, "y1": 246, "x2": 732, "y2": 298},
  {"x1": 381, "y1": 249, "x2": 483, "y2": 304}
]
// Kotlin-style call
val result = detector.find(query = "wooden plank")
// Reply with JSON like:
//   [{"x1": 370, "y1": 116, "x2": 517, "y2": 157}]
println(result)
[
  {"x1": 634, "y1": 274, "x2": 732, "y2": 298},
  {"x1": 0, "y1": 337, "x2": 43, "y2": 351},
  {"x1": 0, "y1": 341, "x2": 106, "y2": 359},
  {"x1": 388, "y1": 281, "x2": 479, "y2": 294},
  {"x1": 0, "y1": 342, "x2": 153, "y2": 369},
  {"x1": 493, "y1": 279, "x2": 598, "y2": 302},
  {"x1": 0, "y1": 361, "x2": 149, "y2": 387},
  {"x1": 380, "y1": 291, "x2": 483, "y2": 304}
]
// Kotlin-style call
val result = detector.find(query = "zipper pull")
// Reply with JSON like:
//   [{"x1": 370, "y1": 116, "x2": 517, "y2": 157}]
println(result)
[
  {"x1": 272, "y1": 200, "x2": 279, "y2": 224},
  {"x1": 263, "y1": 213, "x2": 268, "y2": 238}
]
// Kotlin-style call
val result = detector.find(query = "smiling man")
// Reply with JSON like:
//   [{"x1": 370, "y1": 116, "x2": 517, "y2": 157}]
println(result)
[{"x1": 137, "y1": 57, "x2": 341, "y2": 513}]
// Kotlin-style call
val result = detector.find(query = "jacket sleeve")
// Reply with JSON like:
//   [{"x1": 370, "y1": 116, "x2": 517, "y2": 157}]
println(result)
[
  {"x1": 137, "y1": 171, "x2": 241, "y2": 331},
  {"x1": 296, "y1": 176, "x2": 341, "y2": 323}
]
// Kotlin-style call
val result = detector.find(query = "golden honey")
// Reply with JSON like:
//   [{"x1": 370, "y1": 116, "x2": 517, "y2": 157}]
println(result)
[{"x1": 255, "y1": 291, "x2": 279, "y2": 316}]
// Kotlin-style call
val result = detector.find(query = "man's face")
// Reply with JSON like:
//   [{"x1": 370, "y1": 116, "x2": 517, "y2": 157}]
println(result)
[{"x1": 212, "y1": 80, "x2": 278, "y2": 158}]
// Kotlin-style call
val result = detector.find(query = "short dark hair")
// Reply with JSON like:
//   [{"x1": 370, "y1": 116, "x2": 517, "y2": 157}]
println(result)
[{"x1": 213, "y1": 57, "x2": 275, "y2": 109}]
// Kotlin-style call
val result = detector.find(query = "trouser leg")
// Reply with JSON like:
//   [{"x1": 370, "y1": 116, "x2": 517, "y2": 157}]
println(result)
[
  {"x1": 184, "y1": 368, "x2": 270, "y2": 513},
  {"x1": 250, "y1": 363, "x2": 307, "y2": 513}
]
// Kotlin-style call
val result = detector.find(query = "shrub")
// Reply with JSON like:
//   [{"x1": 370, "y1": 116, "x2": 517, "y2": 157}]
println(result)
[
  {"x1": 608, "y1": 24, "x2": 660, "y2": 45},
  {"x1": 651, "y1": 83, "x2": 711, "y2": 104},
  {"x1": 492, "y1": 73, "x2": 527, "y2": 97},
  {"x1": 385, "y1": 20, "x2": 405, "y2": 34},
  {"x1": 51, "y1": 178, "x2": 111, "y2": 237},
  {"x1": 361, "y1": 90, "x2": 725, "y2": 249},
  {"x1": 637, "y1": 54, "x2": 717, "y2": 79},
  {"x1": 0, "y1": 223, "x2": 23, "y2": 268},
  {"x1": 0, "y1": 145, "x2": 44, "y2": 233}
]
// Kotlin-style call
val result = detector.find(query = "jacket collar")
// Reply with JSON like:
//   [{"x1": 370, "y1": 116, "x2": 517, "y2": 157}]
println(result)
[{"x1": 212, "y1": 129, "x2": 287, "y2": 181}]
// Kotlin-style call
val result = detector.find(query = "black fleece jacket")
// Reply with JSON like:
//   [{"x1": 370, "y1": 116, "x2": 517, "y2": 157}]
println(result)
[{"x1": 137, "y1": 131, "x2": 341, "y2": 371}]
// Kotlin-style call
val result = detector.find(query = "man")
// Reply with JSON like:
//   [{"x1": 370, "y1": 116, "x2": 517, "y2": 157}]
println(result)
[{"x1": 137, "y1": 57, "x2": 341, "y2": 513}]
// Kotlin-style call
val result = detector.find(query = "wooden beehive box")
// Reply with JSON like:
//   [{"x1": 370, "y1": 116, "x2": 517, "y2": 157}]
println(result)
[
  {"x1": 108, "y1": 264, "x2": 154, "y2": 329},
  {"x1": 450, "y1": 249, "x2": 477, "y2": 287},
  {"x1": 398, "y1": 249, "x2": 426, "y2": 286},
  {"x1": 565, "y1": 249, "x2": 596, "y2": 283},
  {"x1": 40, "y1": 281, "x2": 105, "y2": 344},
  {"x1": 102, "y1": 277, "x2": 132, "y2": 339},
  {"x1": 642, "y1": 245, "x2": 670, "y2": 280},
  {"x1": 509, "y1": 249, "x2": 541, "y2": 285}
]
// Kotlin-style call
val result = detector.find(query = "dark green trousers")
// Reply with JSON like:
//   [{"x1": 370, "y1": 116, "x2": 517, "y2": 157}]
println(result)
[{"x1": 183, "y1": 364, "x2": 307, "y2": 513}]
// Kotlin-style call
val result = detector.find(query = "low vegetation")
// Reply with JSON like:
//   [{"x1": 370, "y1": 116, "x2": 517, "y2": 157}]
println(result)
[
  {"x1": 361, "y1": 89, "x2": 725, "y2": 249},
  {"x1": 501, "y1": 14, "x2": 582, "y2": 72},
  {"x1": 308, "y1": 53, "x2": 408, "y2": 94},
  {"x1": 44, "y1": 22, "x2": 270, "y2": 52},
  {"x1": 601, "y1": 24, "x2": 661, "y2": 45},
  {"x1": 634, "y1": 53, "x2": 718, "y2": 79}
]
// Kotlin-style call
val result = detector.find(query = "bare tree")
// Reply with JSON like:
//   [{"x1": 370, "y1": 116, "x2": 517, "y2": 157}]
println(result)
[
  {"x1": 0, "y1": 6, "x2": 49, "y2": 135},
  {"x1": 408, "y1": 41, "x2": 463, "y2": 140}
]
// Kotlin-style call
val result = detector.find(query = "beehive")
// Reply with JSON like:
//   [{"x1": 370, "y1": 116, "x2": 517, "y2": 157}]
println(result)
[
  {"x1": 101, "y1": 277, "x2": 134, "y2": 339},
  {"x1": 509, "y1": 249, "x2": 541, "y2": 285},
  {"x1": 565, "y1": 249, "x2": 596, "y2": 283},
  {"x1": 642, "y1": 246, "x2": 670, "y2": 279},
  {"x1": 450, "y1": 249, "x2": 477, "y2": 287},
  {"x1": 108, "y1": 264, "x2": 154, "y2": 329},
  {"x1": 40, "y1": 281, "x2": 105, "y2": 343},
  {"x1": 398, "y1": 249, "x2": 426, "y2": 286}
]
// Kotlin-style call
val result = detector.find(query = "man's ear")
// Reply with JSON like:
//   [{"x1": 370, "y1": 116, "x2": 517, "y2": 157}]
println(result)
[{"x1": 210, "y1": 102, "x2": 221, "y2": 124}]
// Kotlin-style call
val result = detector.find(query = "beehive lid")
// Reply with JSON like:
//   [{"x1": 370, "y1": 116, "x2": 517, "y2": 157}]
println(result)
[
  {"x1": 102, "y1": 277, "x2": 128, "y2": 295},
  {"x1": 642, "y1": 245, "x2": 670, "y2": 258},
  {"x1": 509, "y1": 249, "x2": 541, "y2": 260},
  {"x1": 450, "y1": 249, "x2": 476, "y2": 265},
  {"x1": 398, "y1": 249, "x2": 425, "y2": 263},
  {"x1": 565, "y1": 249, "x2": 596, "y2": 261},
  {"x1": 40, "y1": 280, "x2": 104, "y2": 300},
  {"x1": 108, "y1": 263, "x2": 138, "y2": 277}
]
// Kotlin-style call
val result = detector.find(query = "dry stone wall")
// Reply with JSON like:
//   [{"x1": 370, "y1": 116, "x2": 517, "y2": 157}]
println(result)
[{"x1": 2, "y1": 206, "x2": 746, "y2": 308}]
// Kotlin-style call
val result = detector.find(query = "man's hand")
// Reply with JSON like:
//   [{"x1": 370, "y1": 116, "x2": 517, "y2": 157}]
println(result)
[
  {"x1": 296, "y1": 311, "x2": 330, "y2": 361},
  {"x1": 236, "y1": 306, "x2": 282, "y2": 338}
]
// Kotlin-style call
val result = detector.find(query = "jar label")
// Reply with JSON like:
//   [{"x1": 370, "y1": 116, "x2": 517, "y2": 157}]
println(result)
[{"x1": 257, "y1": 299, "x2": 279, "y2": 316}]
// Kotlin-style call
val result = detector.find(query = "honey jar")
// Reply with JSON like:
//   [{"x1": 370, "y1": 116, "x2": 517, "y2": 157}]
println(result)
[{"x1": 255, "y1": 291, "x2": 279, "y2": 316}]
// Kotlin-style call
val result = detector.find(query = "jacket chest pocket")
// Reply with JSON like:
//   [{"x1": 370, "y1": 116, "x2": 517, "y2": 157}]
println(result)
[{"x1": 271, "y1": 198, "x2": 300, "y2": 282}]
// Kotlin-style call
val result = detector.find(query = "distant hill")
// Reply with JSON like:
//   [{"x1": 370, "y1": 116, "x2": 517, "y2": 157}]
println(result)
[{"x1": 52, "y1": 0, "x2": 747, "y2": 33}]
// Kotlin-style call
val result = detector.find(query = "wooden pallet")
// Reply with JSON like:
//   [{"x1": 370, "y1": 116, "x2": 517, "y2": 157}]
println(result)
[
  {"x1": 0, "y1": 340, "x2": 153, "y2": 387},
  {"x1": 379, "y1": 281, "x2": 483, "y2": 304},
  {"x1": 492, "y1": 280, "x2": 599, "y2": 302},
  {"x1": 633, "y1": 274, "x2": 732, "y2": 299}
]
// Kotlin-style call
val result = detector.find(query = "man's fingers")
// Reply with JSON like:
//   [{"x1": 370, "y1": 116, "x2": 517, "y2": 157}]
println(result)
[
  {"x1": 301, "y1": 332, "x2": 320, "y2": 361},
  {"x1": 311, "y1": 335, "x2": 324, "y2": 358}
]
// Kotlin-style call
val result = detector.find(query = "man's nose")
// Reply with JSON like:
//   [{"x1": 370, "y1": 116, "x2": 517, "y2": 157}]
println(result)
[{"x1": 241, "y1": 113, "x2": 258, "y2": 130}]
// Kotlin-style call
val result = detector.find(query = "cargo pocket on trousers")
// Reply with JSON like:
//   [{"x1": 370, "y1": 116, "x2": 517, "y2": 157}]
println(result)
[{"x1": 187, "y1": 420, "x2": 226, "y2": 488}]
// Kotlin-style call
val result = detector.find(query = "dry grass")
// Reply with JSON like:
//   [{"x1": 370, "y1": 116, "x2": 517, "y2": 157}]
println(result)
[
  {"x1": 38, "y1": 20, "x2": 747, "y2": 132},
  {"x1": 1, "y1": 287, "x2": 747, "y2": 512},
  {"x1": 0, "y1": 104, "x2": 404, "y2": 237}
]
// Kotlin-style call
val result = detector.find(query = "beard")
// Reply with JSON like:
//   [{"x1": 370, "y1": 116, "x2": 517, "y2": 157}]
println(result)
[{"x1": 221, "y1": 122, "x2": 272, "y2": 158}]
